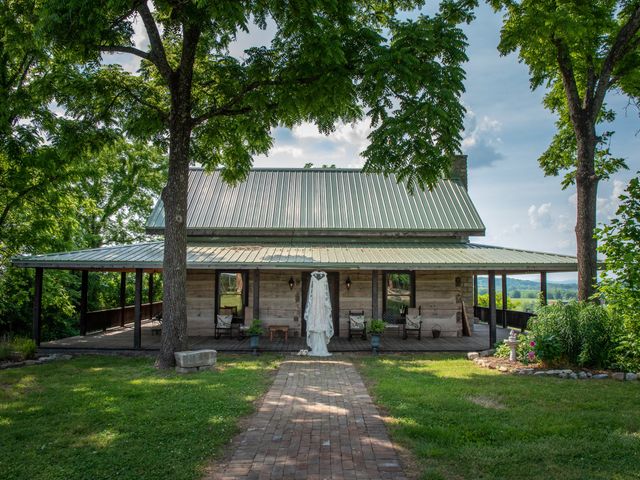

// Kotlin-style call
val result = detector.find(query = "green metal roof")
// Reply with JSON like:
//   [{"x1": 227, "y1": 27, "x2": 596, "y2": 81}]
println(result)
[
  {"x1": 145, "y1": 168, "x2": 485, "y2": 236},
  {"x1": 13, "y1": 240, "x2": 578, "y2": 272}
]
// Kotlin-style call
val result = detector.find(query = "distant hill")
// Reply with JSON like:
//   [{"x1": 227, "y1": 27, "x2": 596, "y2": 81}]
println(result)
[{"x1": 475, "y1": 276, "x2": 577, "y2": 302}]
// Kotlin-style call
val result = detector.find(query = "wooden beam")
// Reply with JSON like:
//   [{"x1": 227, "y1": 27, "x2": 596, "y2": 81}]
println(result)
[
  {"x1": 501, "y1": 273, "x2": 508, "y2": 328},
  {"x1": 488, "y1": 270, "x2": 496, "y2": 348},
  {"x1": 80, "y1": 270, "x2": 88, "y2": 335},
  {"x1": 148, "y1": 272, "x2": 154, "y2": 316},
  {"x1": 540, "y1": 272, "x2": 548, "y2": 306},
  {"x1": 253, "y1": 269, "x2": 260, "y2": 320},
  {"x1": 134, "y1": 268, "x2": 142, "y2": 349},
  {"x1": 119, "y1": 272, "x2": 126, "y2": 327},
  {"x1": 371, "y1": 270, "x2": 378, "y2": 319},
  {"x1": 473, "y1": 274, "x2": 478, "y2": 306},
  {"x1": 32, "y1": 267, "x2": 43, "y2": 346}
]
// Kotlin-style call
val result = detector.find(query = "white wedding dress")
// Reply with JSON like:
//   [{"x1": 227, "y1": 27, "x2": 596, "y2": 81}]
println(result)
[{"x1": 305, "y1": 271, "x2": 334, "y2": 357}]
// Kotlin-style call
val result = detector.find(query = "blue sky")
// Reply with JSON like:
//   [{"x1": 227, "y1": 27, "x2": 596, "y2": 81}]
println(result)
[{"x1": 108, "y1": 3, "x2": 639, "y2": 282}]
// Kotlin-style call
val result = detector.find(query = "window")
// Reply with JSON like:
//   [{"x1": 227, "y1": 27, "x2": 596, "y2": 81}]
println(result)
[
  {"x1": 217, "y1": 271, "x2": 247, "y2": 318},
  {"x1": 383, "y1": 272, "x2": 415, "y2": 322}
]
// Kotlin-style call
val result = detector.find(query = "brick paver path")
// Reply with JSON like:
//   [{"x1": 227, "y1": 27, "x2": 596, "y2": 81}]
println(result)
[{"x1": 210, "y1": 360, "x2": 406, "y2": 480}]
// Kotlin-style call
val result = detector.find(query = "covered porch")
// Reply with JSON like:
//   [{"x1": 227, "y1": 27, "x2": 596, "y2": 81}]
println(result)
[
  {"x1": 38, "y1": 320, "x2": 510, "y2": 353},
  {"x1": 13, "y1": 239, "x2": 578, "y2": 353}
]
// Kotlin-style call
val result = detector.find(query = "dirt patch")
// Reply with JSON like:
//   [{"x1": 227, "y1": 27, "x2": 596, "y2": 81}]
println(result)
[{"x1": 468, "y1": 395, "x2": 506, "y2": 410}]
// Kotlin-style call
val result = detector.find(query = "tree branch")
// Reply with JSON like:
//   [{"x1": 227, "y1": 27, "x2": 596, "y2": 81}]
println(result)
[
  {"x1": 552, "y1": 34, "x2": 584, "y2": 125},
  {"x1": 136, "y1": 1, "x2": 174, "y2": 82},
  {"x1": 99, "y1": 45, "x2": 151, "y2": 62},
  {"x1": 591, "y1": 3, "x2": 640, "y2": 120},
  {"x1": 193, "y1": 74, "x2": 322, "y2": 125}
]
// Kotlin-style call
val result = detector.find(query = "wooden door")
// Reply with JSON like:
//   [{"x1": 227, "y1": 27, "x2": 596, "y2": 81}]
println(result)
[{"x1": 301, "y1": 271, "x2": 340, "y2": 337}]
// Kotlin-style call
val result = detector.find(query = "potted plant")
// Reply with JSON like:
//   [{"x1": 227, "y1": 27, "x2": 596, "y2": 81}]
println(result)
[
  {"x1": 368, "y1": 319, "x2": 386, "y2": 354},
  {"x1": 432, "y1": 323, "x2": 442, "y2": 339},
  {"x1": 247, "y1": 319, "x2": 264, "y2": 354}
]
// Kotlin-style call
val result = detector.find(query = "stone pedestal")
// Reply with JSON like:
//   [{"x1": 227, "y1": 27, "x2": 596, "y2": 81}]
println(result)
[{"x1": 174, "y1": 349, "x2": 217, "y2": 373}]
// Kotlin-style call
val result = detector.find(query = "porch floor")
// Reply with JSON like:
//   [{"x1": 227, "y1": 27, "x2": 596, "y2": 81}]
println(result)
[{"x1": 39, "y1": 321, "x2": 511, "y2": 353}]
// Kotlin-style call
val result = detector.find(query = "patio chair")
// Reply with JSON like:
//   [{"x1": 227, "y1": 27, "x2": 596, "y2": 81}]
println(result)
[
  {"x1": 348, "y1": 310, "x2": 367, "y2": 340},
  {"x1": 215, "y1": 313, "x2": 234, "y2": 339},
  {"x1": 403, "y1": 306, "x2": 423, "y2": 340}
]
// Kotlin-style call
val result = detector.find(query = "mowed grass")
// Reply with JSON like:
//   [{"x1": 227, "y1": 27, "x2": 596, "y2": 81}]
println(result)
[
  {"x1": 0, "y1": 355, "x2": 280, "y2": 480},
  {"x1": 356, "y1": 354, "x2": 640, "y2": 480}
]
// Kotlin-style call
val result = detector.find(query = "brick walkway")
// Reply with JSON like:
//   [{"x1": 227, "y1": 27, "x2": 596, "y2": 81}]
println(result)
[{"x1": 209, "y1": 360, "x2": 406, "y2": 480}]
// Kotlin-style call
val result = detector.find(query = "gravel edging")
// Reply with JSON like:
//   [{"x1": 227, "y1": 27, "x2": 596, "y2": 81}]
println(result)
[{"x1": 0, "y1": 353, "x2": 73, "y2": 370}]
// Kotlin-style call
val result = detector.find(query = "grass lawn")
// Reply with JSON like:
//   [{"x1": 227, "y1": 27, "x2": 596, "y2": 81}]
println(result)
[
  {"x1": 356, "y1": 354, "x2": 640, "y2": 480},
  {"x1": 0, "y1": 355, "x2": 280, "y2": 480}
]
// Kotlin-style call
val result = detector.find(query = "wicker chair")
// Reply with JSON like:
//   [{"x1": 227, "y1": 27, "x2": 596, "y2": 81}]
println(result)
[{"x1": 348, "y1": 310, "x2": 367, "y2": 340}]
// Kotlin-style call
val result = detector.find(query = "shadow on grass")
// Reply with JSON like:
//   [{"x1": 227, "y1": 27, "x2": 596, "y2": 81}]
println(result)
[
  {"x1": 0, "y1": 355, "x2": 280, "y2": 480},
  {"x1": 354, "y1": 354, "x2": 640, "y2": 480}
]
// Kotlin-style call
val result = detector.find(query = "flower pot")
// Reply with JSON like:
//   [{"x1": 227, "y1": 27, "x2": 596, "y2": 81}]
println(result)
[
  {"x1": 432, "y1": 329, "x2": 441, "y2": 339},
  {"x1": 370, "y1": 333, "x2": 381, "y2": 354},
  {"x1": 249, "y1": 334, "x2": 260, "y2": 349}
]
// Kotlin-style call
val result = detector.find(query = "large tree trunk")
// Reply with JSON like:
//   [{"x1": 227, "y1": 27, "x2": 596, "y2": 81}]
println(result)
[
  {"x1": 574, "y1": 126, "x2": 599, "y2": 301},
  {"x1": 156, "y1": 88, "x2": 192, "y2": 369}
]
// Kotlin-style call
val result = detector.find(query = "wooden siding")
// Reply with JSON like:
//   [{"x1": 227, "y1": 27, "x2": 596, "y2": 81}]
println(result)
[
  {"x1": 186, "y1": 270, "x2": 216, "y2": 336},
  {"x1": 184, "y1": 269, "x2": 474, "y2": 338},
  {"x1": 257, "y1": 271, "x2": 303, "y2": 336}
]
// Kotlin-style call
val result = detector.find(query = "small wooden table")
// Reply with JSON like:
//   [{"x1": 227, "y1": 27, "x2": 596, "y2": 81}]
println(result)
[{"x1": 268, "y1": 325, "x2": 289, "y2": 342}]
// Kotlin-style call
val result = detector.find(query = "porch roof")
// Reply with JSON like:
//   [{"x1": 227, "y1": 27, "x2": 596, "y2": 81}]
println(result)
[{"x1": 13, "y1": 239, "x2": 578, "y2": 272}]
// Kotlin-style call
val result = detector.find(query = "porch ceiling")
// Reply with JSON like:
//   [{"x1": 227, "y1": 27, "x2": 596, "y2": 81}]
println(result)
[{"x1": 12, "y1": 239, "x2": 578, "y2": 272}]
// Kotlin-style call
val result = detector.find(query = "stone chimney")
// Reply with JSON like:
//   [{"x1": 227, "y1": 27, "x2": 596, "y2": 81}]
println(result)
[{"x1": 450, "y1": 155, "x2": 468, "y2": 190}]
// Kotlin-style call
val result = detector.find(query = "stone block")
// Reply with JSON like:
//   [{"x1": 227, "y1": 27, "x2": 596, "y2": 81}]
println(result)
[
  {"x1": 611, "y1": 372, "x2": 625, "y2": 381},
  {"x1": 175, "y1": 366, "x2": 198, "y2": 374},
  {"x1": 174, "y1": 349, "x2": 217, "y2": 368},
  {"x1": 625, "y1": 372, "x2": 638, "y2": 381},
  {"x1": 467, "y1": 352, "x2": 479, "y2": 360},
  {"x1": 592, "y1": 373, "x2": 609, "y2": 379}
]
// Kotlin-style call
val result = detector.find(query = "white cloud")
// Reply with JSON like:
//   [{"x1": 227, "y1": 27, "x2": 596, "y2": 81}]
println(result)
[
  {"x1": 270, "y1": 145, "x2": 303, "y2": 158},
  {"x1": 597, "y1": 179, "x2": 626, "y2": 221},
  {"x1": 528, "y1": 203, "x2": 553, "y2": 229},
  {"x1": 461, "y1": 108, "x2": 504, "y2": 168}
]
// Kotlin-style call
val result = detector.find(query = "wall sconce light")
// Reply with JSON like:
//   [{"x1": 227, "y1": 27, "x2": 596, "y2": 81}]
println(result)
[
  {"x1": 345, "y1": 277, "x2": 352, "y2": 290},
  {"x1": 455, "y1": 276, "x2": 461, "y2": 287},
  {"x1": 288, "y1": 276, "x2": 295, "y2": 290}
]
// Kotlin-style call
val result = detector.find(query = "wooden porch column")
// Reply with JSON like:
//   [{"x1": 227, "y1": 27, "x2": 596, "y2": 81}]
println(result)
[
  {"x1": 32, "y1": 267, "x2": 43, "y2": 346},
  {"x1": 540, "y1": 272, "x2": 548, "y2": 306},
  {"x1": 253, "y1": 269, "x2": 260, "y2": 320},
  {"x1": 134, "y1": 268, "x2": 142, "y2": 349},
  {"x1": 501, "y1": 273, "x2": 508, "y2": 328},
  {"x1": 488, "y1": 270, "x2": 496, "y2": 348},
  {"x1": 119, "y1": 272, "x2": 126, "y2": 327},
  {"x1": 148, "y1": 272, "x2": 154, "y2": 317},
  {"x1": 79, "y1": 270, "x2": 88, "y2": 335},
  {"x1": 371, "y1": 270, "x2": 378, "y2": 319},
  {"x1": 473, "y1": 274, "x2": 478, "y2": 306}
]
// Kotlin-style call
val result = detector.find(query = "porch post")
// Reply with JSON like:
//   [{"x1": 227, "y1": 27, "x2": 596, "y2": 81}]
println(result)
[
  {"x1": 371, "y1": 270, "x2": 378, "y2": 319},
  {"x1": 148, "y1": 272, "x2": 154, "y2": 317},
  {"x1": 119, "y1": 272, "x2": 126, "y2": 327},
  {"x1": 253, "y1": 269, "x2": 260, "y2": 320},
  {"x1": 32, "y1": 267, "x2": 43, "y2": 346},
  {"x1": 80, "y1": 270, "x2": 88, "y2": 335},
  {"x1": 488, "y1": 270, "x2": 496, "y2": 348},
  {"x1": 501, "y1": 273, "x2": 508, "y2": 328},
  {"x1": 134, "y1": 268, "x2": 142, "y2": 349},
  {"x1": 473, "y1": 274, "x2": 478, "y2": 306},
  {"x1": 540, "y1": 272, "x2": 548, "y2": 305}
]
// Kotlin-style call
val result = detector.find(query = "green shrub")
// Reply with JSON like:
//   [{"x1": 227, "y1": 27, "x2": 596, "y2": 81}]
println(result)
[
  {"x1": 0, "y1": 336, "x2": 37, "y2": 361},
  {"x1": 11, "y1": 337, "x2": 37, "y2": 360},
  {"x1": 529, "y1": 302, "x2": 618, "y2": 368},
  {"x1": 494, "y1": 333, "x2": 537, "y2": 364}
]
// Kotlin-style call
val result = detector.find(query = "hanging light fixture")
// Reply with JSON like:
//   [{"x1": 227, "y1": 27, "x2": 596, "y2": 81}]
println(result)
[
  {"x1": 345, "y1": 276, "x2": 352, "y2": 290},
  {"x1": 288, "y1": 276, "x2": 295, "y2": 290}
]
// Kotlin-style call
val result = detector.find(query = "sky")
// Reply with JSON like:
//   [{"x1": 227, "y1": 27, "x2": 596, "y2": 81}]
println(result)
[{"x1": 107, "y1": 3, "x2": 639, "y2": 283}]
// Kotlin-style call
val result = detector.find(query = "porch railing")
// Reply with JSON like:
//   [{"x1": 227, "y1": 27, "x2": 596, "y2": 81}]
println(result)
[
  {"x1": 473, "y1": 306, "x2": 535, "y2": 331},
  {"x1": 86, "y1": 302, "x2": 163, "y2": 333}
]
